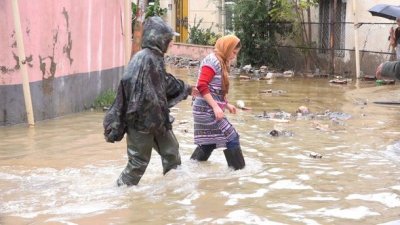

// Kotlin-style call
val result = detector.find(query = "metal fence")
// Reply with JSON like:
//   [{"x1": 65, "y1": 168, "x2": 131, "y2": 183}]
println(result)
[{"x1": 271, "y1": 21, "x2": 397, "y2": 77}]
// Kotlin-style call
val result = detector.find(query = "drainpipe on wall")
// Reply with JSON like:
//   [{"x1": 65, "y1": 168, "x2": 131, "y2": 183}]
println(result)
[
  {"x1": 11, "y1": 0, "x2": 34, "y2": 126},
  {"x1": 131, "y1": 0, "x2": 148, "y2": 56},
  {"x1": 124, "y1": 0, "x2": 133, "y2": 64},
  {"x1": 352, "y1": 0, "x2": 360, "y2": 79}
]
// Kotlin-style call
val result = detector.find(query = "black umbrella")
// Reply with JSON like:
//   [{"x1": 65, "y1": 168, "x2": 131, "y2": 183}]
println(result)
[{"x1": 369, "y1": 4, "x2": 400, "y2": 20}]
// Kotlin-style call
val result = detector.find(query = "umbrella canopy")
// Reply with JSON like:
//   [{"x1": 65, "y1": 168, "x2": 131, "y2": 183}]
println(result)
[{"x1": 369, "y1": 4, "x2": 400, "y2": 20}]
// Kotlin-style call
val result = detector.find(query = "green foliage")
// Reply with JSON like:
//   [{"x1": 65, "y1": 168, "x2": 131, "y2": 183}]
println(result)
[
  {"x1": 233, "y1": 0, "x2": 319, "y2": 67},
  {"x1": 132, "y1": 0, "x2": 167, "y2": 32},
  {"x1": 188, "y1": 16, "x2": 222, "y2": 45},
  {"x1": 233, "y1": 0, "x2": 283, "y2": 67},
  {"x1": 269, "y1": 0, "x2": 294, "y2": 22},
  {"x1": 131, "y1": 2, "x2": 137, "y2": 18},
  {"x1": 269, "y1": 0, "x2": 319, "y2": 22},
  {"x1": 269, "y1": 0, "x2": 320, "y2": 63},
  {"x1": 146, "y1": 0, "x2": 168, "y2": 18},
  {"x1": 93, "y1": 90, "x2": 116, "y2": 109}
]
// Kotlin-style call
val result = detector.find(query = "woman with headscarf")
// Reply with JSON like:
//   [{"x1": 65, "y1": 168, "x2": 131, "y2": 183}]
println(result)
[{"x1": 190, "y1": 35, "x2": 245, "y2": 170}]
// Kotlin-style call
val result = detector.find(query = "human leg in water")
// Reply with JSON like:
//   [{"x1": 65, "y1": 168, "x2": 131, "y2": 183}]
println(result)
[
  {"x1": 153, "y1": 130, "x2": 182, "y2": 175},
  {"x1": 223, "y1": 135, "x2": 245, "y2": 170},
  {"x1": 190, "y1": 144, "x2": 217, "y2": 161},
  {"x1": 116, "y1": 128, "x2": 154, "y2": 186}
]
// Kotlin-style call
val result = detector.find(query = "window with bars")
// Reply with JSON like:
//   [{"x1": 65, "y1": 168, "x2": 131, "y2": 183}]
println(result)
[{"x1": 319, "y1": 0, "x2": 347, "y2": 56}]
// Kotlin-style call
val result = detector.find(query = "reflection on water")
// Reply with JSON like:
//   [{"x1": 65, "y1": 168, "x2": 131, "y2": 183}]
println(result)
[{"x1": 1, "y1": 70, "x2": 400, "y2": 225}]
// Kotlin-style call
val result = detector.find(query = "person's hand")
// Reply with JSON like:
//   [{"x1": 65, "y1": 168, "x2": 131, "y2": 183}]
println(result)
[
  {"x1": 375, "y1": 63, "x2": 383, "y2": 80},
  {"x1": 212, "y1": 105, "x2": 224, "y2": 120},
  {"x1": 191, "y1": 86, "x2": 199, "y2": 97},
  {"x1": 226, "y1": 103, "x2": 237, "y2": 114}
]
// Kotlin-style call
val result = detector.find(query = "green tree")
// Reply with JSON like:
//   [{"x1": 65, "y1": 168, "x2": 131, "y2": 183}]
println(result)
[
  {"x1": 145, "y1": 0, "x2": 167, "y2": 18},
  {"x1": 233, "y1": 0, "x2": 319, "y2": 69},
  {"x1": 131, "y1": 0, "x2": 167, "y2": 33},
  {"x1": 233, "y1": 0, "x2": 283, "y2": 67},
  {"x1": 188, "y1": 16, "x2": 221, "y2": 45},
  {"x1": 269, "y1": 0, "x2": 319, "y2": 71}
]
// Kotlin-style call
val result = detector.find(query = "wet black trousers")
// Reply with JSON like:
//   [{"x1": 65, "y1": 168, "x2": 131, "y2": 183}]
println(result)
[
  {"x1": 117, "y1": 128, "x2": 181, "y2": 186},
  {"x1": 190, "y1": 135, "x2": 245, "y2": 170}
]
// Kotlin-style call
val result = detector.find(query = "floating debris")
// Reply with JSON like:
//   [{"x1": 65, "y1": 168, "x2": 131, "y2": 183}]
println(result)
[
  {"x1": 259, "y1": 89, "x2": 273, "y2": 93},
  {"x1": 311, "y1": 121, "x2": 330, "y2": 131},
  {"x1": 329, "y1": 79, "x2": 348, "y2": 84},
  {"x1": 259, "y1": 89, "x2": 287, "y2": 95},
  {"x1": 269, "y1": 129, "x2": 294, "y2": 137},
  {"x1": 283, "y1": 70, "x2": 294, "y2": 77},
  {"x1": 236, "y1": 100, "x2": 251, "y2": 110},
  {"x1": 296, "y1": 105, "x2": 309, "y2": 115},
  {"x1": 260, "y1": 65, "x2": 268, "y2": 74},
  {"x1": 242, "y1": 64, "x2": 253, "y2": 73},
  {"x1": 376, "y1": 79, "x2": 395, "y2": 85},
  {"x1": 269, "y1": 129, "x2": 279, "y2": 136},
  {"x1": 236, "y1": 100, "x2": 245, "y2": 109},
  {"x1": 362, "y1": 75, "x2": 376, "y2": 81},
  {"x1": 179, "y1": 120, "x2": 189, "y2": 124},
  {"x1": 309, "y1": 152, "x2": 323, "y2": 159},
  {"x1": 327, "y1": 111, "x2": 352, "y2": 121}
]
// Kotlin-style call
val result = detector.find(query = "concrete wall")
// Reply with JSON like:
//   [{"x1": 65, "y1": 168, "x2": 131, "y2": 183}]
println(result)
[
  {"x1": 160, "y1": 0, "x2": 223, "y2": 39},
  {"x1": 346, "y1": 0, "x2": 399, "y2": 53},
  {"x1": 303, "y1": 0, "x2": 399, "y2": 75},
  {"x1": 167, "y1": 43, "x2": 214, "y2": 60},
  {"x1": 188, "y1": 0, "x2": 222, "y2": 34},
  {"x1": 0, "y1": 0, "x2": 126, "y2": 125},
  {"x1": 160, "y1": 0, "x2": 174, "y2": 29}
]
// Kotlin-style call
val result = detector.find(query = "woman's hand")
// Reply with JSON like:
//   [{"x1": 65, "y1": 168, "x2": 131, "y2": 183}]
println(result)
[
  {"x1": 191, "y1": 86, "x2": 200, "y2": 97},
  {"x1": 226, "y1": 103, "x2": 237, "y2": 114},
  {"x1": 212, "y1": 105, "x2": 225, "y2": 120}
]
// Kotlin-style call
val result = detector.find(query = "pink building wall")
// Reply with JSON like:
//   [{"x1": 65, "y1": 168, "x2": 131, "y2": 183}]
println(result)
[
  {"x1": 0, "y1": 0, "x2": 125, "y2": 85},
  {"x1": 0, "y1": 0, "x2": 127, "y2": 125},
  {"x1": 167, "y1": 43, "x2": 214, "y2": 60}
]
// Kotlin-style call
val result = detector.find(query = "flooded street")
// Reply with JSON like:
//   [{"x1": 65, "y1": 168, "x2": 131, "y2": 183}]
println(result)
[{"x1": 1, "y1": 67, "x2": 400, "y2": 225}]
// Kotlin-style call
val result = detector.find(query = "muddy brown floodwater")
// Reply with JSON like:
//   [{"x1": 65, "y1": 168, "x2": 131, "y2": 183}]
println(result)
[{"x1": 0, "y1": 66, "x2": 399, "y2": 225}]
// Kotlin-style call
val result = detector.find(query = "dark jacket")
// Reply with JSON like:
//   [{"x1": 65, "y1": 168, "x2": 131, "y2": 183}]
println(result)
[
  {"x1": 381, "y1": 61, "x2": 400, "y2": 80},
  {"x1": 103, "y1": 17, "x2": 191, "y2": 142}
]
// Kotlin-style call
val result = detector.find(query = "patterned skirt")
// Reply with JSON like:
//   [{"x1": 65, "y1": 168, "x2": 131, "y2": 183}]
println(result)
[{"x1": 192, "y1": 97, "x2": 238, "y2": 148}]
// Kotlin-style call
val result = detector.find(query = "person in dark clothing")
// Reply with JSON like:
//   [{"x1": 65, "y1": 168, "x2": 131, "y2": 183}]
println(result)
[
  {"x1": 375, "y1": 61, "x2": 400, "y2": 80},
  {"x1": 103, "y1": 16, "x2": 198, "y2": 186}
]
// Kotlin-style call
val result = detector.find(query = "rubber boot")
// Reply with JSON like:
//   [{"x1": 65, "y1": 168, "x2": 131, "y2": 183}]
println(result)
[
  {"x1": 190, "y1": 145, "x2": 215, "y2": 161},
  {"x1": 116, "y1": 147, "x2": 148, "y2": 187},
  {"x1": 116, "y1": 172, "x2": 141, "y2": 187},
  {"x1": 223, "y1": 147, "x2": 245, "y2": 170}
]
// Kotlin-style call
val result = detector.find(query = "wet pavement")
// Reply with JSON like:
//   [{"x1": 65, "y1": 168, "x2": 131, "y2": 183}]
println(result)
[{"x1": 0, "y1": 67, "x2": 399, "y2": 225}]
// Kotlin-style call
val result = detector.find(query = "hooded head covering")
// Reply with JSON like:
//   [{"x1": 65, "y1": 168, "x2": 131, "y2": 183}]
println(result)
[
  {"x1": 214, "y1": 35, "x2": 241, "y2": 95},
  {"x1": 142, "y1": 16, "x2": 179, "y2": 54}
]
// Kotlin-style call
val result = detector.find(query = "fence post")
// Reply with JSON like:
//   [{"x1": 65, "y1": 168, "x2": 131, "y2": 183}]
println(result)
[
  {"x1": 329, "y1": 0, "x2": 337, "y2": 76},
  {"x1": 352, "y1": 0, "x2": 361, "y2": 79},
  {"x1": 11, "y1": 0, "x2": 35, "y2": 126},
  {"x1": 124, "y1": 0, "x2": 132, "y2": 64}
]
